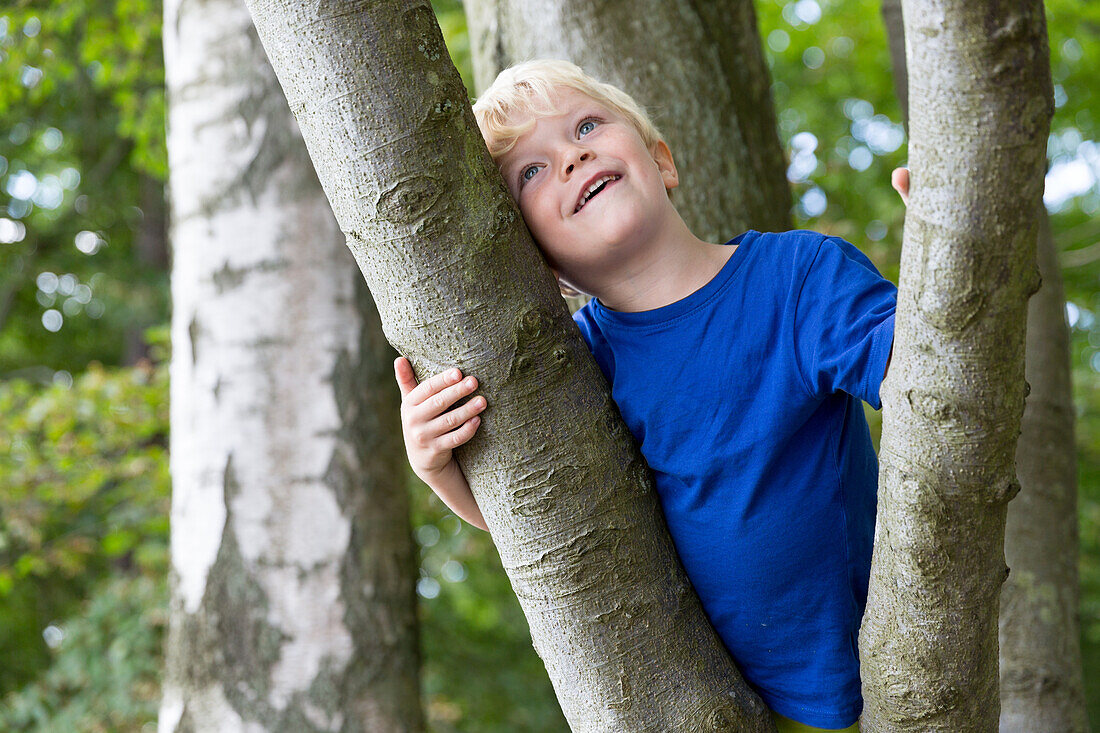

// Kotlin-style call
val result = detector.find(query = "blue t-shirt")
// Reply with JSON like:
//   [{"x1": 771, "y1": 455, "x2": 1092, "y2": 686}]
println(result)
[{"x1": 572, "y1": 230, "x2": 896, "y2": 728}]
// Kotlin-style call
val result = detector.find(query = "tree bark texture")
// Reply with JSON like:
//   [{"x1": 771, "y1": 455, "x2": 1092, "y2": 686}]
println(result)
[
  {"x1": 463, "y1": 0, "x2": 791, "y2": 242},
  {"x1": 880, "y1": 2, "x2": 1085, "y2": 728},
  {"x1": 161, "y1": 0, "x2": 421, "y2": 730},
  {"x1": 859, "y1": 2, "x2": 1053, "y2": 730},
  {"x1": 243, "y1": 1, "x2": 773, "y2": 730},
  {"x1": 1000, "y1": 212, "x2": 1087, "y2": 731}
]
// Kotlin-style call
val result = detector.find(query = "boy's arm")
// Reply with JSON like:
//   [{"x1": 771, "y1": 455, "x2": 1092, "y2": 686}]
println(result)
[{"x1": 394, "y1": 357, "x2": 489, "y2": 532}]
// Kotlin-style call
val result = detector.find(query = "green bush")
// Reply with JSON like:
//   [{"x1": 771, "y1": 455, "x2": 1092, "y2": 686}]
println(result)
[{"x1": 0, "y1": 363, "x2": 169, "y2": 695}]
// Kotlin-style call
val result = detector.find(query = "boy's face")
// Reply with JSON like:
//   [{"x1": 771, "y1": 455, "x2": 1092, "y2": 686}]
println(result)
[{"x1": 495, "y1": 87, "x2": 679, "y2": 294}]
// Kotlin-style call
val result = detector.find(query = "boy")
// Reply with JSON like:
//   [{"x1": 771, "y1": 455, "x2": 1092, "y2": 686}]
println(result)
[{"x1": 394, "y1": 59, "x2": 904, "y2": 731}]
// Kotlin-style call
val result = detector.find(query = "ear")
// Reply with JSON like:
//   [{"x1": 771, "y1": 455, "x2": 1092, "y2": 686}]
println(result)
[{"x1": 651, "y1": 139, "x2": 679, "y2": 191}]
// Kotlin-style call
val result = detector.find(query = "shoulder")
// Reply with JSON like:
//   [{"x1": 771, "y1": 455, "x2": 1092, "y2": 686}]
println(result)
[{"x1": 753, "y1": 229, "x2": 885, "y2": 281}]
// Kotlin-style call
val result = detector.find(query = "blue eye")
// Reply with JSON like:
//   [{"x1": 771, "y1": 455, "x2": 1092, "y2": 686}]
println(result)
[
  {"x1": 578, "y1": 119, "x2": 598, "y2": 136},
  {"x1": 522, "y1": 165, "x2": 539, "y2": 182}
]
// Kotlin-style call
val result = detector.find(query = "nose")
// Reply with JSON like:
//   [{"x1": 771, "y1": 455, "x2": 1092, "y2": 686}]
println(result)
[{"x1": 563, "y1": 150, "x2": 591, "y2": 177}]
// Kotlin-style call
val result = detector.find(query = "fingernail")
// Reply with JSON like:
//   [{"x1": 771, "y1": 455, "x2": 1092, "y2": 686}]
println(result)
[
  {"x1": 465, "y1": 377, "x2": 476, "y2": 387},
  {"x1": 448, "y1": 369, "x2": 460, "y2": 381}
]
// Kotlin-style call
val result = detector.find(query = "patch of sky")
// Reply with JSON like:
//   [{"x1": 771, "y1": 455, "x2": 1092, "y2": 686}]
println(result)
[
  {"x1": 36, "y1": 271, "x2": 59, "y2": 294},
  {"x1": 41, "y1": 127, "x2": 63, "y2": 152},
  {"x1": 34, "y1": 175, "x2": 64, "y2": 210},
  {"x1": 8, "y1": 122, "x2": 30, "y2": 145},
  {"x1": 441, "y1": 560, "x2": 467, "y2": 583},
  {"x1": 783, "y1": 0, "x2": 822, "y2": 28},
  {"x1": 417, "y1": 577, "x2": 440, "y2": 599},
  {"x1": 42, "y1": 309, "x2": 62, "y2": 333},
  {"x1": 60, "y1": 167, "x2": 80, "y2": 189},
  {"x1": 800, "y1": 186, "x2": 827, "y2": 218},
  {"x1": 8, "y1": 198, "x2": 32, "y2": 219},
  {"x1": 0, "y1": 217, "x2": 26, "y2": 244},
  {"x1": 1067, "y1": 302, "x2": 1093, "y2": 331},
  {"x1": 787, "y1": 131, "x2": 818, "y2": 182},
  {"x1": 75, "y1": 230, "x2": 105, "y2": 255},
  {"x1": 1045, "y1": 139, "x2": 1099, "y2": 211},
  {"x1": 843, "y1": 98, "x2": 874, "y2": 121},
  {"x1": 866, "y1": 220, "x2": 888, "y2": 242},
  {"x1": 1062, "y1": 38, "x2": 1083, "y2": 62},
  {"x1": 20, "y1": 65, "x2": 43, "y2": 89},
  {"x1": 1053, "y1": 84, "x2": 1068, "y2": 109},
  {"x1": 852, "y1": 115, "x2": 906, "y2": 155},
  {"x1": 6, "y1": 169, "x2": 37, "y2": 200},
  {"x1": 416, "y1": 524, "x2": 441, "y2": 548},
  {"x1": 829, "y1": 36, "x2": 854, "y2": 58},
  {"x1": 803, "y1": 46, "x2": 825, "y2": 70},
  {"x1": 848, "y1": 146, "x2": 873, "y2": 171},
  {"x1": 768, "y1": 29, "x2": 790, "y2": 53},
  {"x1": 22, "y1": 16, "x2": 40, "y2": 38}
]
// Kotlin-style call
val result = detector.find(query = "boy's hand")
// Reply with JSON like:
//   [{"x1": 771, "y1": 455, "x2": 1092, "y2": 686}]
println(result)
[
  {"x1": 394, "y1": 357, "x2": 487, "y2": 480},
  {"x1": 892, "y1": 167, "x2": 910, "y2": 206},
  {"x1": 394, "y1": 357, "x2": 490, "y2": 531}
]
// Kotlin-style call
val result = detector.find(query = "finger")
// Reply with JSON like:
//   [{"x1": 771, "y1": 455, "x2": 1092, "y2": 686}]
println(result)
[
  {"x1": 423, "y1": 394, "x2": 487, "y2": 437},
  {"x1": 406, "y1": 366, "x2": 464, "y2": 406},
  {"x1": 435, "y1": 414, "x2": 482, "y2": 450},
  {"x1": 891, "y1": 167, "x2": 910, "y2": 203},
  {"x1": 394, "y1": 357, "x2": 419, "y2": 397},
  {"x1": 411, "y1": 375, "x2": 480, "y2": 420}
]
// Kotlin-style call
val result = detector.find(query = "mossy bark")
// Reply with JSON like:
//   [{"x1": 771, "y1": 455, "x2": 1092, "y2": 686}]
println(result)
[
  {"x1": 859, "y1": 1, "x2": 1053, "y2": 730},
  {"x1": 243, "y1": 0, "x2": 773, "y2": 730},
  {"x1": 464, "y1": 0, "x2": 790, "y2": 242},
  {"x1": 881, "y1": 2, "x2": 1085, "y2": 728},
  {"x1": 161, "y1": 0, "x2": 421, "y2": 729}
]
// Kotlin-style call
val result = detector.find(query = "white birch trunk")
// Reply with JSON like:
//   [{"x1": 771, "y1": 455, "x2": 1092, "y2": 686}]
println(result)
[{"x1": 160, "y1": 0, "x2": 421, "y2": 729}]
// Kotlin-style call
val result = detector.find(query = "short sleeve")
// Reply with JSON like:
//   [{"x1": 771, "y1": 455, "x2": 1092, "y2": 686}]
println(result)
[{"x1": 793, "y1": 236, "x2": 897, "y2": 409}]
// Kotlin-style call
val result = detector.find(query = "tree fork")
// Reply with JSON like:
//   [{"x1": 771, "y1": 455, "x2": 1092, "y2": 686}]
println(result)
[
  {"x1": 859, "y1": 1, "x2": 1053, "y2": 730},
  {"x1": 242, "y1": 1, "x2": 773, "y2": 729}
]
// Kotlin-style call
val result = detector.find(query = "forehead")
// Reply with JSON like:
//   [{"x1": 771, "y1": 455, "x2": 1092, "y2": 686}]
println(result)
[{"x1": 499, "y1": 88, "x2": 609, "y2": 160}]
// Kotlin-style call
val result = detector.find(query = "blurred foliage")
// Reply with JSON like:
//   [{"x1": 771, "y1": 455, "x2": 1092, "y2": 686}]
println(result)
[
  {"x1": 0, "y1": 0, "x2": 1096, "y2": 730},
  {"x1": 413, "y1": 485, "x2": 568, "y2": 732},
  {"x1": 0, "y1": 359, "x2": 169, "y2": 695},
  {"x1": 0, "y1": 575, "x2": 165, "y2": 732},
  {"x1": 0, "y1": 0, "x2": 167, "y2": 376}
]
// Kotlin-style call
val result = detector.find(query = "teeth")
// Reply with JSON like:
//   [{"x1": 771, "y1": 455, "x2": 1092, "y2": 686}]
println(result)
[{"x1": 575, "y1": 175, "x2": 619, "y2": 212}]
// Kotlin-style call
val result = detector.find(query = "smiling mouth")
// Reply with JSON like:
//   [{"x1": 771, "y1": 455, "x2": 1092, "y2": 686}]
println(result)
[{"x1": 574, "y1": 175, "x2": 621, "y2": 213}]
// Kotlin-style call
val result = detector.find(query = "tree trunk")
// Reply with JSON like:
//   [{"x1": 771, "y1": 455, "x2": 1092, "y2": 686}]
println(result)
[
  {"x1": 1000, "y1": 212, "x2": 1088, "y2": 730},
  {"x1": 859, "y1": 1, "x2": 1053, "y2": 730},
  {"x1": 464, "y1": 0, "x2": 790, "y2": 241},
  {"x1": 243, "y1": 0, "x2": 773, "y2": 730},
  {"x1": 880, "y1": 3, "x2": 1086, "y2": 728},
  {"x1": 160, "y1": 0, "x2": 421, "y2": 730}
]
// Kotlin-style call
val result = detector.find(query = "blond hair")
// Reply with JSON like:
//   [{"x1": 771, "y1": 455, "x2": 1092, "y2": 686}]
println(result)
[{"x1": 471, "y1": 58, "x2": 666, "y2": 164}]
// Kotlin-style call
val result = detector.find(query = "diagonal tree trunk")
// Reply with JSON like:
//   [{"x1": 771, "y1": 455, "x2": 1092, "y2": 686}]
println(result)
[
  {"x1": 881, "y1": 3, "x2": 1086, "y2": 729},
  {"x1": 160, "y1": 0, "x2": 421, "y2": 729},
  {"x1": 243, "y1": 0, "x2": 773, "y2": 729},
  {"x1": 859, "y1": 1, "x2": 1054, "y2": 729},
  {"x1": 464, "y1": 0, "x2": 790, "y2": 241}
]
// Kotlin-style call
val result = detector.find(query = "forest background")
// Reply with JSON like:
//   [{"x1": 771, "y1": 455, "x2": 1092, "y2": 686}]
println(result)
[{"x1": 0, "y1": 0, "x2": 1097, "y2": 730}]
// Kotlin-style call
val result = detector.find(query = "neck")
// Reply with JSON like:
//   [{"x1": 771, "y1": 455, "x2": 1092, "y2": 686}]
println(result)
[{"x1": 583, "y1": 213, "x2": 734, "y2": 313}]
